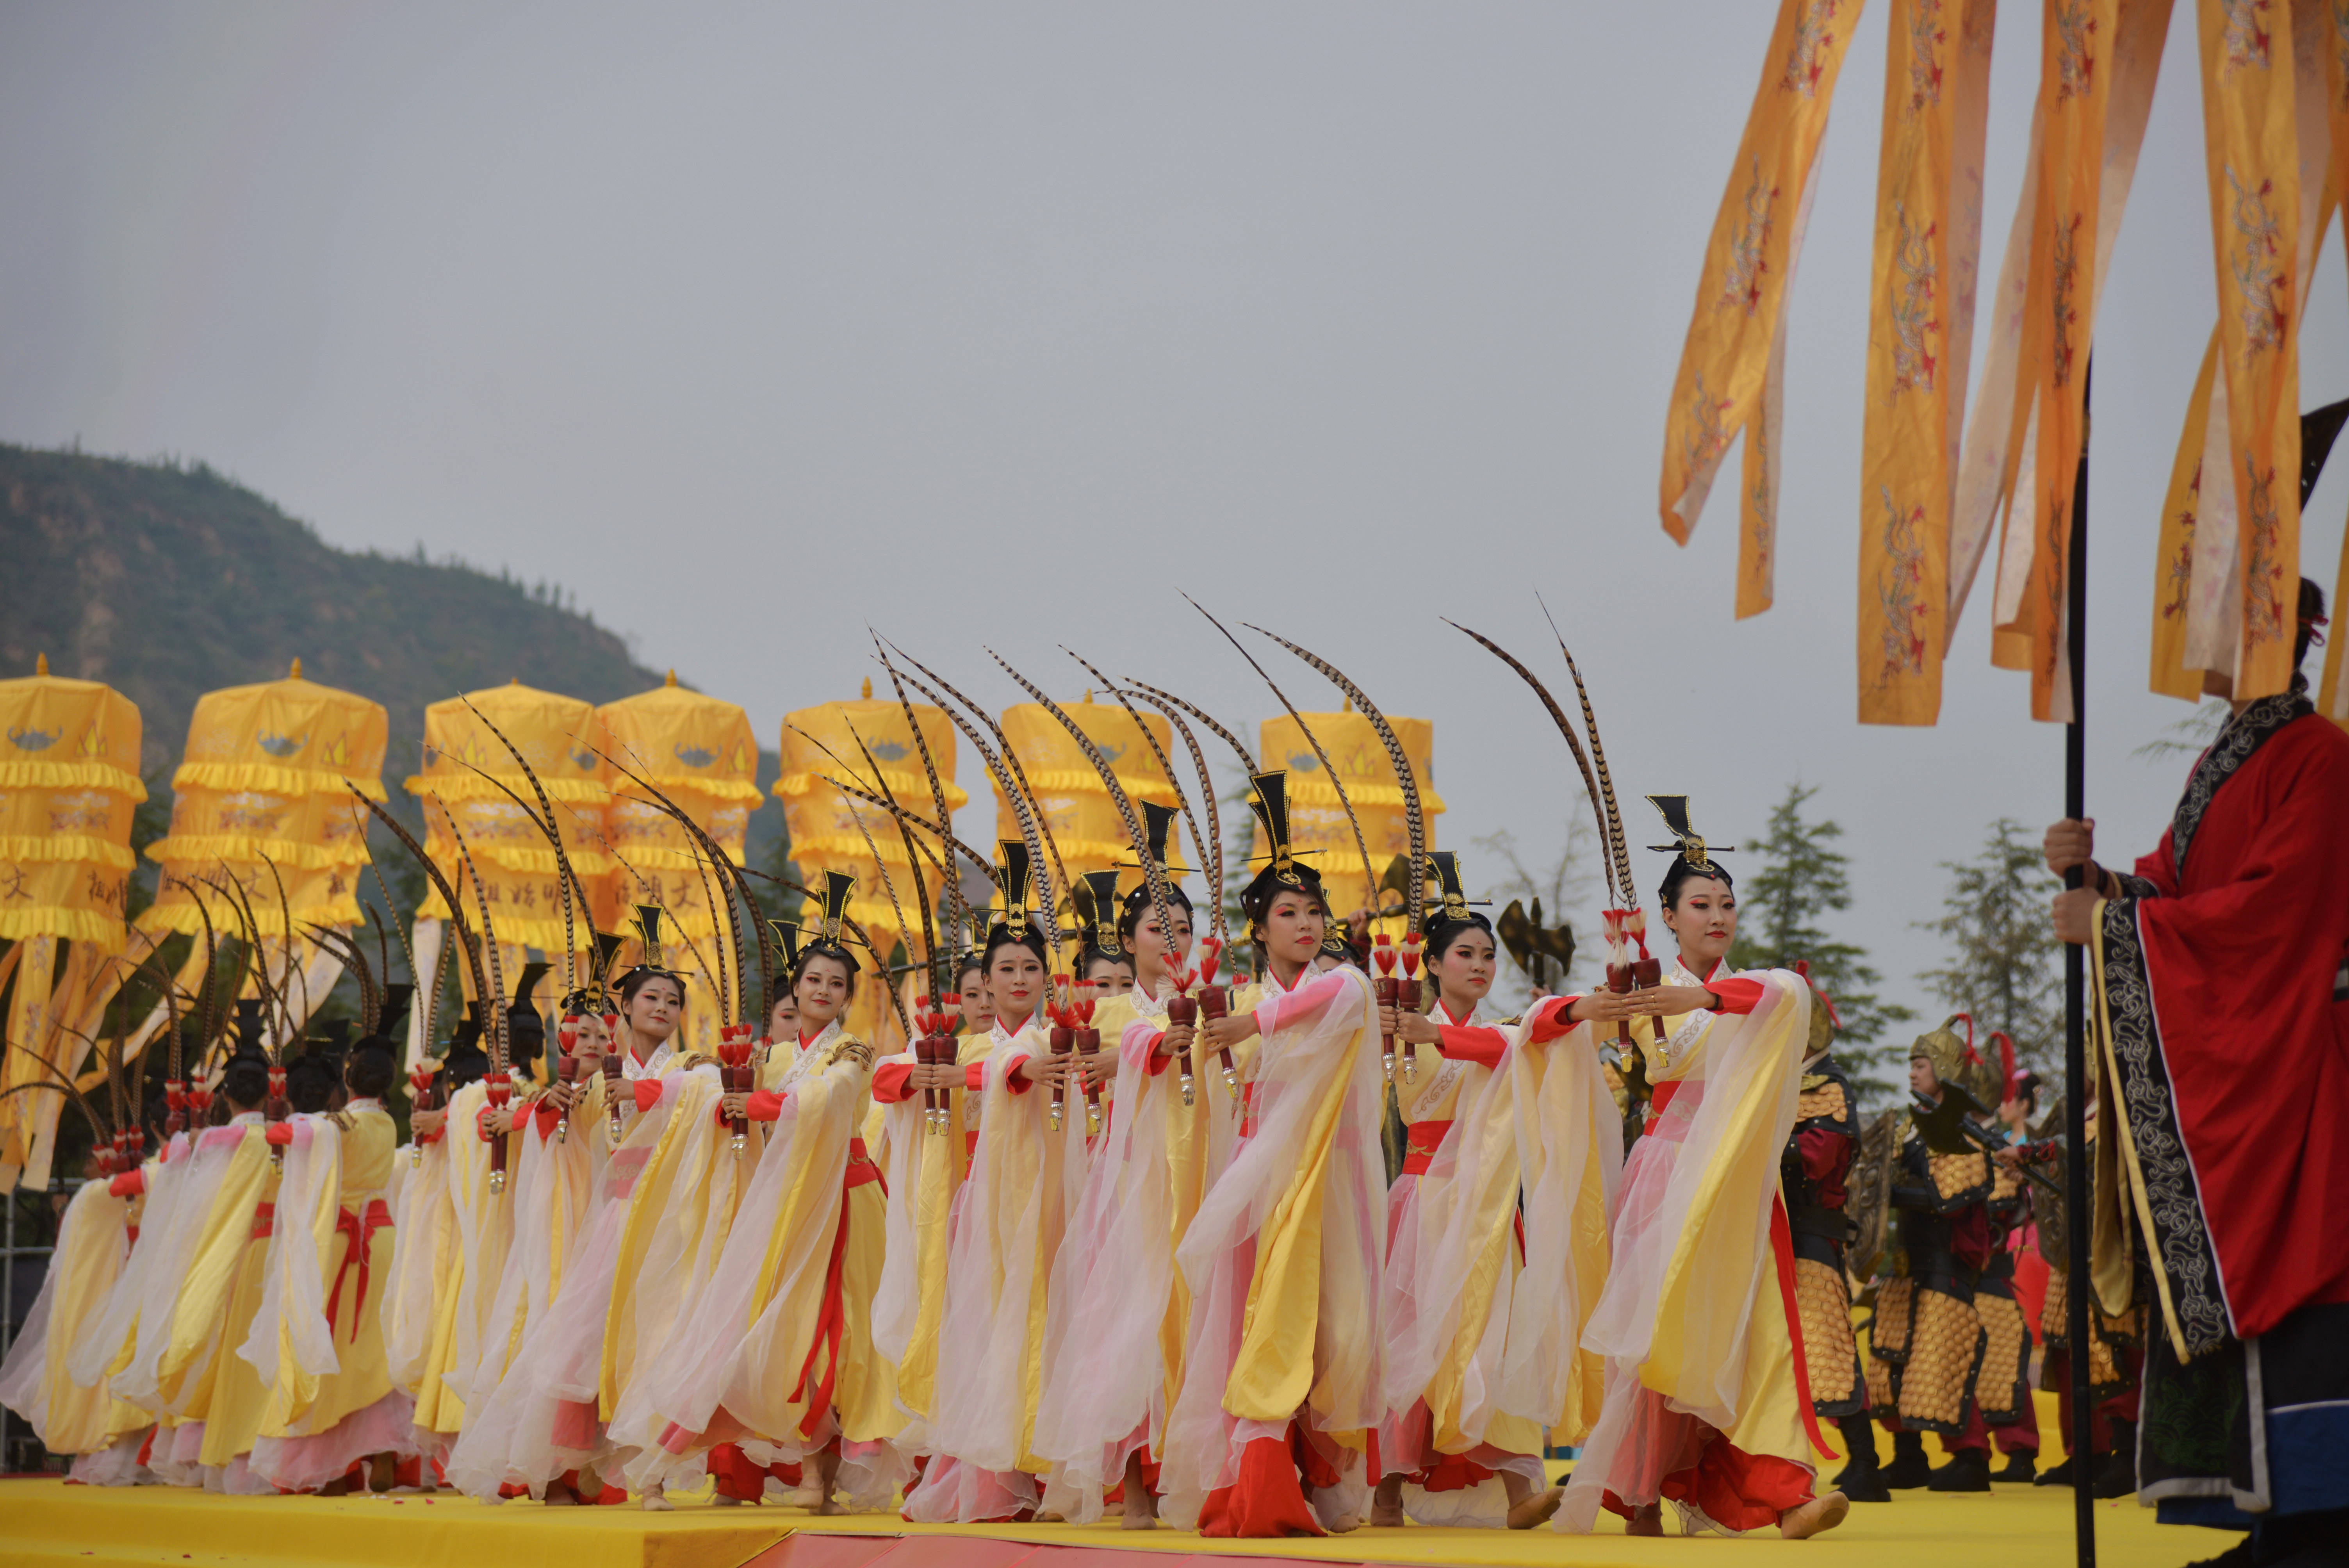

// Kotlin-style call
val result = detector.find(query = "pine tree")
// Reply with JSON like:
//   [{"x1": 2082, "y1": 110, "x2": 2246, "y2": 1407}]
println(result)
[
  {"x1": 1725, "y1": 783, "x2": 1914, "y2": 1103},
  {"x1": 1916, "y1": 818, "x2": 2062, "y2": 1074}
]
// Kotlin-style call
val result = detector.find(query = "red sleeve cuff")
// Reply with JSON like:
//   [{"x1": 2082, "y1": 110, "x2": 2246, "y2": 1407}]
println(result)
[
  {"x1": 109, "y1": 1170, "x2": 145, "y2": 1197},
  {"x1": 746, "y1": 1090, "x2": 785, "y2": 1123},
  {"x1": 1436, "y1": 1024, "x2": 1508, "y2": 1067},
  {"x1": 1708, "y1": 977, "x2": 1766, "y2": 1015},
  {"x1": 264, "y1": 1122, "x2": 294, "y2": 1147},
  {"x1": 871, "y1": 1061, "x2": 916, "y2": 1103},
  {"x1": 533, "y1": 1103, "x2": 563, "y2": 1140},
  {"x1": 631, "y1": 1078, "x2": 661, "y2": 1113},
  {"x1": 1144, "y1": 1032, "x2": 1173, "y2": 1075},
  {"x1": 1002, "y1": 1059, "x2": 1036, "y2": 1095},
  {"x1": 1526, "y1": 995, "x2": 1581, "y2": 1043},
  {"x1": 964, "y1": 1061, "x2": 987, "y2": 1092}
]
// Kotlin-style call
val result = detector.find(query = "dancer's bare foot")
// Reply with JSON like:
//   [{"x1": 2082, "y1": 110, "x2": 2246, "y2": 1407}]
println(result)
[
  {"x1": 1778, "y1": 1491, "x2": 1850, "y2": 1540},
  {"x1": 368, "y1": 1454, "x2": 397, "y2": 1493},
  {"x1": 1369, "y1": 1474, "x2": 1406, "y2": 1528},
  {"x1": 545, "y1": 1480, "x2": 579, "y2": 1507},
  {"x1": 319, "y1": 1477, "x2": 351, "y2": 1498},
  {"x1": 709, "y1": 1492, "x2": 739, "y2": 1507},
  {"x1": 1508, "y1": 1485, "x2": 1565, "y2": 1529},
  {"x1": 1627, "y1": 1502, "x2": 1664, "y2": 1536},
  {"x1": 807, "y1": 1448, "x2": 844, "y2": 1515},
  {"x1": 1323, "y1": 1512, "x2": 1361, "y2": 1534},
  {"x1": 1033, "y1": 1510, "x2": 1066, "y2": 1523},
  {"x1": 1118, "y1": 1451, "x2": 1159, "y2": 1529},
  {"x1": 640, "y1": 1482, "x2": 672, "y2": 1512}
]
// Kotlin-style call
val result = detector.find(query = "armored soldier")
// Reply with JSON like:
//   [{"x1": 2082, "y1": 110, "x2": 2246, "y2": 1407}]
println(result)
[
  {"x1": 1869, "y1": 1017, "x2": 1996, "y2": 1491},
  {"x1": 1778, "y1": 968, "x2": 1876, "y2": 1501}
]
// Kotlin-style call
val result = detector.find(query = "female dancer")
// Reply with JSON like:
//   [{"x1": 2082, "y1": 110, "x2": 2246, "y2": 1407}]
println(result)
[
  {"x1": 870, "y1": 931, "x2": 996, "y2": 1465},
  {"x1": 1372, "y1": 852, "x2": 1561, "y2": 1530},
  {"x1": 623, "y1": 876, "x2": 904, "y2": 1512},
  {"x1": 245, "y1": 1031, "x2": 417, "y2": 1494},
  {"x1": 900, "y1": 844, "x2": 1089, "y2": 1523},
  {"x1": 442, "y1": 992, "x2": 651, "y2": 1506},
  {"x1": 1158, "y1": 773, "x2": 1388, "y2": 1537},
  {"x1": 1556, "y1": 827, "x2": 1847, "y2": 1540}
]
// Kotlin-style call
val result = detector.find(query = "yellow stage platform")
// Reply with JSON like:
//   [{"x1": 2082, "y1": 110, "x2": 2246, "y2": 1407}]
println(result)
[{"x1": 0, "y1": 1475, "x2": 2219, "y2": 1568}]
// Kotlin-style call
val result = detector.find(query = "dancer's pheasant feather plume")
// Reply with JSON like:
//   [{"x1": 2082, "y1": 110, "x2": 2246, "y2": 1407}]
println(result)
[
  {"x1": 349, "y1": 790, "x2": 492, "y2": 1063},
  {"x1": 462, "y1": 695, "x2": 587, "y2": 994},
  {"x1": 873, "y1": 634, "x2": 968, "y2": 962},
  {"x1": 1121, "y1": 679, "x2": 1257, "y2": 774},
  {"x1": 989, "y1": 648, "x2": 1181, "y2": 977},
  {"x1": 1119, "y1": 685, "x2": 1225, "y2": 942},
  {"x1": 886, "y1": 658, "x2": 1061, "y2": 951},
  {"x1": 1243, "y1": 623, "x2": 1428, "y2": 935},
  {"x1": 884, "y1": 642, "x2": 1071, "y2": 927},
  {"x1": 1186, "y1": 596, "x2": 1378, "y2": 905},
  {"x1": 1444, "y1": 620, "x2": 1622, "y2": 907}
]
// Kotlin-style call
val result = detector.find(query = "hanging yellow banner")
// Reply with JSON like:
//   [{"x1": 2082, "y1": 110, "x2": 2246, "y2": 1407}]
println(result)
[
  {"x1": 1987, "y1": 0, "x2": 2121, "y2": 720},
  {"x1": 2195, "y1": 0, "x2": 2305, "y2": 701},
  {"x1": 1660, "y1": 0, "x2": 1868, "y2": 570},
  {"x1": 1858, "y1": 0, "x2": 1998, "y2": 724}
]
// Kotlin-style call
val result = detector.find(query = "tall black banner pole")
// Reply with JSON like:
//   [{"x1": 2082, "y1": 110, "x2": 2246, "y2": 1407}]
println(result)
[{"x1": 2065, "y1": 361, "x2": 2096, "y2": 1568}]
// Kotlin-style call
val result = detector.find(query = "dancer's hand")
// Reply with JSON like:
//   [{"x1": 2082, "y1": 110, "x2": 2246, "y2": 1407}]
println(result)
[
  {"x1": 1202, "y1": 1013, "x2": 1258, "y2": 1052},
  {"x1": 1157, "y1": 1021, "x2": 1195, "y2": 1060},
  {"x1": 1383, "y1": 1007, "x2": 1442, "y2": 1046}
]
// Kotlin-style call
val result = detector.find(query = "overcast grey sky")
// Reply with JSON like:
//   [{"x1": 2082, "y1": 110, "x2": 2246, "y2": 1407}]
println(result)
[{"x1": 4, "y1": 2, "x2": 2343, "y2": 1039}]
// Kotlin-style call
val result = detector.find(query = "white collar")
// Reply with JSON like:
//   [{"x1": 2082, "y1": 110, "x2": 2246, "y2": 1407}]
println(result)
[
  {"x1": 622, "y1": 1038, "x2": 675, "y2": 1081},
  {"x1": 346, "y1": 1097, "x2": 384, "y2": 1113}
]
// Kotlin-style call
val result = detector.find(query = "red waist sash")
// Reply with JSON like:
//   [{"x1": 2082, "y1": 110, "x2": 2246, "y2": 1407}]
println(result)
[
  {"x1": 327, "y1": 1199, "x2": 394, "y2": 1340},
  {"x1": 1642, "y1": 1078, "x2": 1682, "y2": 1135},
  {"x1": 1401, "y1": 1119, "x2": 1453, "y2": 1176},
  {"x1": 845, "y1": 1136, "x2": 883, "y2": 1191},
  {"x1": 250, "y1": 1201, "x2": 275, "y2": 1240}
]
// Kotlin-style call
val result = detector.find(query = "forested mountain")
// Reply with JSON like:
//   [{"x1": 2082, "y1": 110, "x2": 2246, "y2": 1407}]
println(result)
[{"x1": 0, "y1": 442, "x2": 785, "y2": 878}]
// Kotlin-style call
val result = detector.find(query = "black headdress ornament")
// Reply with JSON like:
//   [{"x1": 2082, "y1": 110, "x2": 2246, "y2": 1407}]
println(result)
[
  {"x1": 1077, "y1": 870, "x2": 1125, "y2": 960},
  {"x1": 983, "y1": 840, "x2": 1048, "y2": 965},
  {"x1": 1117, "y1": 801, "x2": 1192, "y2": 927},
  {"x1": 622, "y1": 903, "x2": 677, "y2": 987},
  {"x1": 1646, "y1": 794, "x2": 1734, "y2": 887},
  {"x1": 1241, "y1": 772, "x2": 1325, "y2": 928},
  {"x1": 567, "y1": 930, "x2": 628, "y2": 1016},
  {"x1": 1423, "y1": 850, "x2": 1494, "y2": 952},
  {"x1": 768, "y1": 919, "x2": 803, "y2": 972},
  {"x1": 795, "y1": 870, "x2": 863, "y2": 977}
]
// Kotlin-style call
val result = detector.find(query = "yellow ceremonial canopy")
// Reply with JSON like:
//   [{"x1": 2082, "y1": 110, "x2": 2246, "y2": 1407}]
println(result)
[
  {"x1": 0, "y1": 656, "x2": 144, "y2": 1187},
  {"x1": 0, "y1": 656, "x2": 143, "y2": 949},
  {"x1": 141, "y1": 659, "x2": 387, "y2": 939},
  {"x1": 597, "y1": 673, "x2": 763, "y2": 1052},
  {"x1": 778, "y1": 683, "x2": 966, "y2": 957},
  {"x1": 1253, "y1": 708, "x2": 1444, "y2": 926},
  {"x1": 404, "y1": 681, "x2": 611, "y2": 995},
  {"x1": 994, "y1": 697, "x2": 1191, "y2": 899}
]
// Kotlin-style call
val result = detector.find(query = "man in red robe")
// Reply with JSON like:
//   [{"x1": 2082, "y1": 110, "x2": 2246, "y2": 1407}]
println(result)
[{"x1": 2046, "y1": 577, "x2": 2349, "y2": 1562}]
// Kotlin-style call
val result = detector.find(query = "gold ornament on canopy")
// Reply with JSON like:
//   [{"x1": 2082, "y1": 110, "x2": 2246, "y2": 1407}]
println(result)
[
  {"x1": 0, "y1": 656, "x2": 144, "y2": 1188},
  {"x1": 1251, "y1": 707, "x2": 1443, "y2": 927},
  {"x1": 595, "y1": 672, "x2": 763, "y2": 1055}
]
